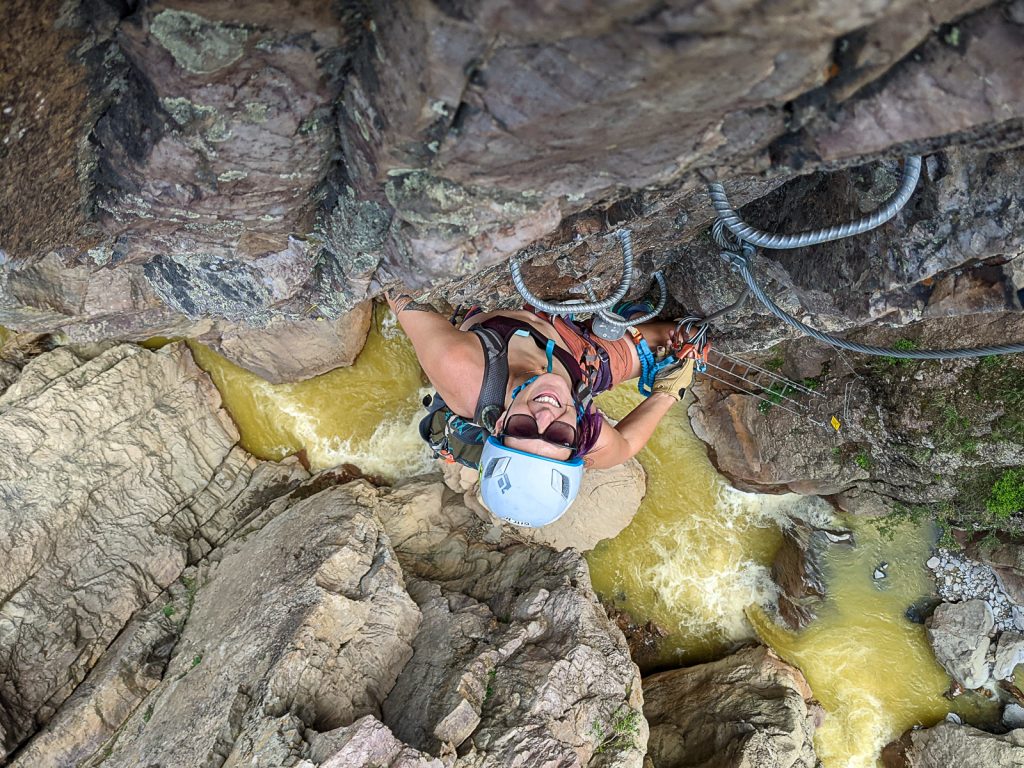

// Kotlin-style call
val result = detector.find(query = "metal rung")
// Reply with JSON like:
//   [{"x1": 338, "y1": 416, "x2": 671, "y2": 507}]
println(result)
[{"x1": 699, "y1": 350, "x2": 831, "y2": 428}]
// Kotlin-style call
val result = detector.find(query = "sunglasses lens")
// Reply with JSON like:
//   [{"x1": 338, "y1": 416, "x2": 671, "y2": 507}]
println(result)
[
  {"x1": 504, "y1": 414, "x2": 539, "y2": 440},
  {"x1": 503, "y1": 414, "x2": 577, "y2": 449},
  {"x1": 545, "y1": 422, "x2": 577, "y2": 448}
]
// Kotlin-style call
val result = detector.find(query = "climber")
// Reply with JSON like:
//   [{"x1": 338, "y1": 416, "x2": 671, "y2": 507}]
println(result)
[{"x1": 387, "y1": 293, "x2": 696, "y2": 527}]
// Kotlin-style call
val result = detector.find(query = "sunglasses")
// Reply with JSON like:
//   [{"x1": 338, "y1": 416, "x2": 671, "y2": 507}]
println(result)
[{"x1": 502, "y1": 413, "x2": 578, "y2": 450}]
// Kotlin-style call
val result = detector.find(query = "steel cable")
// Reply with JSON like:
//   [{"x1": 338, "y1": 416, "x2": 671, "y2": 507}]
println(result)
[
  {"x1": 709, "y1": 157, "x2": 923, "y2": 250},
  {"x1": 727, "y1": 249, "x2": 1024, "y2": 359},
  {"x1": 510, "y1": 229, "x2": 635, "y2": 314}
]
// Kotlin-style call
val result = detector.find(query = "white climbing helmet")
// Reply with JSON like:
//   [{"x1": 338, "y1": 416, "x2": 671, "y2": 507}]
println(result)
[{"x1": 478, "y1": 436, "x2": 584, "y2": 527}]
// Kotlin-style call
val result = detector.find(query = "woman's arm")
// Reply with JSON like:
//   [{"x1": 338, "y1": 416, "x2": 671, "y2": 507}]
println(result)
[
  {"x1": 387, "y1": 294, "x2": 483, "y2": 412},
  {"x1": 584, "y1": 392, "x2": 676, "y2": 469},
  {"x1": 584, "y1": 359, "x2": 694, "y2": 469}
]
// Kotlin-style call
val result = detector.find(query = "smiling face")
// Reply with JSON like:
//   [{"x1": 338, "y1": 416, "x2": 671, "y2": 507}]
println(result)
[{"x1": 496, "y1": 372, "x2": 578, "y2": 461}]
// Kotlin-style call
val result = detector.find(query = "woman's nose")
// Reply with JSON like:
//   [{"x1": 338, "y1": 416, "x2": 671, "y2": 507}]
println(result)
[{"x1": 529, "y1": 402, "x2": 559, "y2": 429}]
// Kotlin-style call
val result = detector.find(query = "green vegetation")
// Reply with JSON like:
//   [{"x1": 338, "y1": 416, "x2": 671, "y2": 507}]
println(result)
[
  {"x1": 875, "y1": 467, "x2": 1024, "y2": 544},
  {"x1": 873, "y1": 502, "x2": 929, "y2": 542},
  {"x1": 182, "y1": 575, "x2": 199, "y2": 614},
  {"x1": 142, "y1": 703, "x2": 154, "y2": 723},
  {"x1": 483, "y1": 668, "x2": 497, "y2": 706},
  {"x1": 765, "y1": 355, "x2": 784, "y2": 372},
  {"x1": 591, "y1": 706, "x2": 643, "y2": 754},
  {"x1": 986, "y1": 469, "x2": 1024, "y2": 520},
  {"x1": 162, "y1": 605, "x2": 175, "y2": 618},
  {"x1": 879, "y1": 338, "x2": 918, "y2": 367},
  {"x1": 191, "y1": 653, "x2": 203, "y2": 668},
  {"x1": 854, "y1": 451, "x2": 872, "y2": 471},
  {"x1": 977, "y1": 356, "x2": 1024, "y2": 444},
  {"x1": 757, "y1": 382, "x2": 797, "y2": 414}
]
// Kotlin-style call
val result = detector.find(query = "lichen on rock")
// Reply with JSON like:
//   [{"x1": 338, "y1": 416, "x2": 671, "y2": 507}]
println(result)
[{"x1": 149, "y1": 9, "x2": 250, "y2": 75}]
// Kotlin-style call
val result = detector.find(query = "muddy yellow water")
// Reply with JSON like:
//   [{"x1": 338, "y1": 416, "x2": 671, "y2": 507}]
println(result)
[
  {"x1": 751, "y1": 520, "x2": 996, "y2": 768},
  {"x1": 179, "y1": 311, "x2": 984, "y2": 768},
  {"x1": 585, "y1": 386, "x2": 992, "y2": 768},
  {"x1": 587, "y1": 386, "x2": 799, "y2": 664},
  {"x1": 184, "y1": 310, "x2": 432, "y2": 481}
]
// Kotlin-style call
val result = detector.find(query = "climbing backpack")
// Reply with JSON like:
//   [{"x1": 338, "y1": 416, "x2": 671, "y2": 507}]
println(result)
[{"x1": 417, "y1": 325, "x2": 510, "y2": 470}]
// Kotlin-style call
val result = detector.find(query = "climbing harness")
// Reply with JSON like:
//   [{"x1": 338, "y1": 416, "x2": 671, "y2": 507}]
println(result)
[{"x1": 708, "y1": 157, "x2": 1024, "y2": 360}]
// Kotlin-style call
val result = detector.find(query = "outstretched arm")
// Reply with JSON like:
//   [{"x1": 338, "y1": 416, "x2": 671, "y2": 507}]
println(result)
[
  {"x1": 584, "y1": 392, "x2": 676, "y2": 469},
  {"x1": 386, "y1": 294, "x2": 483, "y2": 412},
  {"x1": 584, "y1": 359, "x2": 695, "y2": 469}
]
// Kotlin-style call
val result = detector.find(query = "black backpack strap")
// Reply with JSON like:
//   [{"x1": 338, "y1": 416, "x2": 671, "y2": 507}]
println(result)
[{"x1": 471, "y1": 326, "x2": 509, "y2": 432}]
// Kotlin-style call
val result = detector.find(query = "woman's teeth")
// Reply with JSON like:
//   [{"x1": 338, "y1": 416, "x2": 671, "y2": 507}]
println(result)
[{"x1": 534, "y1": 394, "x2": 561, "y2": 407}]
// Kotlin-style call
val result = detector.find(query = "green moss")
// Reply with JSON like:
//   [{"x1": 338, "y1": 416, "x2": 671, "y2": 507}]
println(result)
[
  {"x1": 483, "y1": 668, "x2": 497, "y2": 706},
  {"x1": 142, "y1": 703, "x2": 154, "y2": 723},
  {"x1": 879, "y1": 338, "x2": 918, "y2": 366},
  {"x1": 191, "y1": 653, "x2": 203, "y2": 668},
  {"x1": 592, "y1": 706, "x2": 643, "y2": 754},
  {"x1": 986, "y1": 469, "x2": 1024, "y2": 520},
  {"x1": 162, "y1": 605, "x2": 175, "y2": 618},
  {"x1": 854, "y1": 451, "x2": 872, "y2": 470},
  {"x1": 765, "y1": 355, "x2": 784, "y2": 371}
]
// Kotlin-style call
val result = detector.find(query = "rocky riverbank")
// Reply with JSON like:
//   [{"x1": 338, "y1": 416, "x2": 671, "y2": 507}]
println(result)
[{"x1": 0, "y1": 343, "x2": 647, "y2": 767}]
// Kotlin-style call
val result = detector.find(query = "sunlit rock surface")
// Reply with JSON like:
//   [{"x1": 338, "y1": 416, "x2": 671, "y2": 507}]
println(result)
[
  {"x1": 375, "y1": 478, "x2": 647, "y2": 767},
  {"x1": 0, "y1": 343, "x2": 309, "y2": 760},
  {"x1": 643, "y1": 646, "x2": 820, "y2": 768},
  {"x1": 884, "y1": 721, "x2": 1024, "y2": 768},
  {"x1": 0, "y1": 345, "x2": 643, "y2": 767}
]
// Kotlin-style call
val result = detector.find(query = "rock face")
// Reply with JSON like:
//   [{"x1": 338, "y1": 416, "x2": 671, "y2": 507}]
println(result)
[
  {"x1": 198, "y1": 299, "x2": 374, "y2": 383},
  {"x1": 0, "y1": 342, "x2": 308, "y2": 760},
  {"x1": 643, "y1": 646, "x2": 820, "y2": 768},
  {"x1": 0, "y1": 342, "x2": 644, "y2": 767},
  {"x1": 689, "y1": 310, "x2": 1024, "y2": 512},
  {"x1": 374, "y1": 479, "x2": 648, "y2": 766},
  {"x1": 3, "y1": 2, "x2": 1024, "y2": 382},
  {"x1": 79, "y1": 480, "x2": 422, "y2": 768},
  {"x1": 925, "y1": 600, "x2": 994, "y2": 689},
  {"x1": 884, "y1": 722, "x2": 1024, "y2": 768},
  {"x1": 994, "y1": 632, "x2": 1024, "y2": 681}
]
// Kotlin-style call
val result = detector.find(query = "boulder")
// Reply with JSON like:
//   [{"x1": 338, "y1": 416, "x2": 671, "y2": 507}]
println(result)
[
  {"x1": 772, "y1": 520, "x2": 854, "y2": 629},
  {"x1": 884, "y1": 722, "x2": 1024, "y2": 768},
  {"x1": 199, "y1": 301, "x2": 374, "y2": 383},
  {"x1": 994, "y1": 631, "x2": 1024, "y2": 681},
  {"x1": 0, "y1": 342, "x2": 307, "y2": 760},
  {"x1": 312, "y1": 716, "x2": 444, "y2": 768},
  {"x1": 373, "y1": 478, "x2": 648, "y2": 767},
  {"x1": 643, "y1": 646, "x2": 820, "y2": 768},
  {"x1": 79, "y1": 480, "x2": 422, "y2": 768},
  {"x1": 925, "y1": 600, "x2": 994, "y2": 689},
  {"x1": 0, "y1": 361, "x2": 18, "y2": 393}
]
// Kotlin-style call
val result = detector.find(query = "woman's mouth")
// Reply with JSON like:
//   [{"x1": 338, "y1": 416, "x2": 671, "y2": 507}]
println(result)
[{"x1": 533, "y1": 392, "x2": 562, "y2": 407}]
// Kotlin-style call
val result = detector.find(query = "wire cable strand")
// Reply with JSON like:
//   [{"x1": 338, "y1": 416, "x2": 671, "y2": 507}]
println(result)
[
  {"x1": 709, "y1": 157, "x2": 923, "y2": 250},
  {"x1": 510, "y1": 229, "x2": 635, "y2": 314},
  {"x1": 726, "y1": 249, "x2": 1024, "y2": 359}
]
